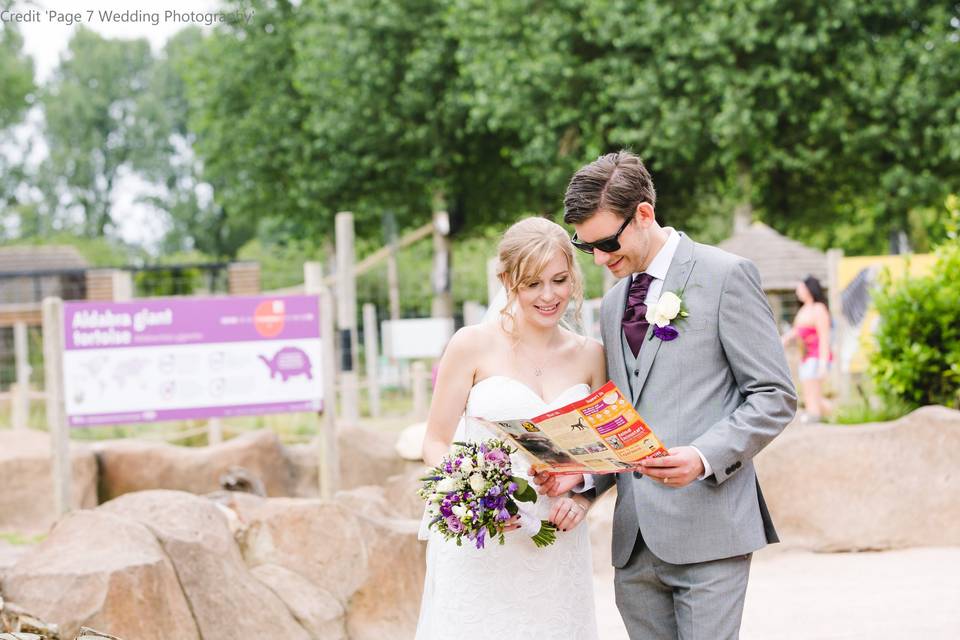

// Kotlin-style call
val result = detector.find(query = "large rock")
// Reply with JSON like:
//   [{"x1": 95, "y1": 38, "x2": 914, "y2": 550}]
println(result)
[
  {"x1": 335, "y1": 487, "x2": 426, "y2": 640},
  {"x1": 0, "y1": 509, "x2": 198, "y2": 640},
  {"x1": 99, "y1": 491, "x2": 310, "y2": 640},
  {"x1": 383, "y1": 465, "x2": 429, "y2": 521},
  {"x1": 250, "y1": 564, "x2": 347, "y2": 640},
  {"x1": 94, "y1": 430, "x2": 294, "y2": 500},
  {"x1": 338, "y1": 425, "x2": 411, "y2": 490},
  {"x1": 229, "y1": 486, "x2": 426, "y2": 640},
  {"x1": 283, "y1": 439, "x2": 321, "y2": 498},
  {"x1": 755, "y1": 405, "x2": 960, "y2": 551},
  {"x1": 0, "y1": 431, "x2": 97, "y2": 533},
  {"x1": 231, "y1": 494, "x2": 368, "y2": 605}
]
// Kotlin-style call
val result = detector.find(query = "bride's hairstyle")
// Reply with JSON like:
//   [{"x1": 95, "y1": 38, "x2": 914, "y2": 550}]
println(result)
[{"x1": 495, "y1": 216, "x2": 583, "y2": 337}]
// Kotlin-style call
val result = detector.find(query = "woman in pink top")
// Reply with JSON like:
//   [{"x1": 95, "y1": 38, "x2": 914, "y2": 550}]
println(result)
[{"x1": 782, "y1": 275, "x2": 832, "y2": 421}]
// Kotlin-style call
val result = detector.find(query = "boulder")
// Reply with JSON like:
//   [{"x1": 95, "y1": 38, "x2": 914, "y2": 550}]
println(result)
[
  {"x1": 230, "y1": 494, "x2": 368, "y2": 605},
  {"x1": 338, "y1": 425, "x2": 410, "y2": 490},
  {"x1": 383, "y1": 465, "x2": 429, "y2": 521},
  {"x1": 755, "y1": 405, "x2": 960, "y2": 551},
  {"x1": 0, "y1": 509, "x2": 198, "y2": 640},
  {"x1": 250, "y1": 564, "x2": 347, "y2": 640},
  {"x1": 0, "y1": 431, "x2": 97, "y2": 533},
  {"x1": 283, "y1": 439, "x2": 321, "y2": 498},
  {"x1": 99, "y1": 491, "x2": 310, "y2": 640},
  {"x1": 94, "y1": 430, "x2": 294, "y2": 500},
  {"x1": 335, "y1": 487, "x2": 425, "y2": 640}
]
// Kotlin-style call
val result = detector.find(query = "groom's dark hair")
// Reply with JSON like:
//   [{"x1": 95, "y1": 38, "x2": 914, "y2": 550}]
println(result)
[{"x1": 563, "y1": 150, "x2": 657, "y2": 224}]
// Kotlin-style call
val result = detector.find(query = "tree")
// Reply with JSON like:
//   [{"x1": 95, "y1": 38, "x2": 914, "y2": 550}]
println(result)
[
  {"x1": 0, "y1": 9, "x2": 35, "y2": 228},
  {"x1": 40, "y1": 28, "x2": 154, "y2": 237},
  {"x1": 446, "y1": 0, "x2": 960, "y2": 249},
  {"x1": 136, "y1": 28, "x2": 255, "y2": 259}
]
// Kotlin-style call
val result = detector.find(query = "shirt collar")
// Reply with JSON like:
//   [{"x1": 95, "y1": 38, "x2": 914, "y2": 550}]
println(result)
[{"x1": 634, "y1": 227, "x2": 679, "y2": 282}]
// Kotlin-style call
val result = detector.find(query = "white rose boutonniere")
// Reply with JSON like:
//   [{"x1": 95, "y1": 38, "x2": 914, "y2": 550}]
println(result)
[{"x1": 645, "y1": 290, "x2": 688, "y2": 342}]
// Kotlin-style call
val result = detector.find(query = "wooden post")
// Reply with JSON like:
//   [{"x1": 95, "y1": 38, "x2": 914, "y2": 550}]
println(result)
[
  {"x1": 383, "y1": 211, "x2": 401, "y2": 322},
  {"x1": 362, "y1": 303, "x2": 381, "y2": 418},
  {"x1": 305, "y1": 261, "x2": 340, "y2": 499},
  {"x1": 463, "y1": 301, "x2": 485, "y2": 326},
  {"x1": 412, "y1": 360, "x2": 428, "y2": 420},
  {"x1": 42, "y1": 297, "x2": 71, "y2": 519},
  {"x1": 112, "y1": 270, "x2": 134, "y2": 301},
  {"x1": 431, "y1": 203, "x2": 453, "y2": 318},
  {"x1": 12, "y1": 321, "x2": 30, "y2": 429},
  {"x1": 207, "y1": 418, "x2": 223, "y2": 445},
  {"x1": 335, "y1": 212, "x2": 360, "y2": 425}
]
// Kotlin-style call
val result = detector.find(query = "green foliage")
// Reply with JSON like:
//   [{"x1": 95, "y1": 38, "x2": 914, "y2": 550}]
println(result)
[
  {"x1": 0, "y1": 11, "x2": 34, "y2": 215},
  {"x1": 134, "y1": 267, "x2": 203, "y2": 297},
  {"x1": 868, "y1": 196, "x2": 960, "y2": 408},
  {"x1": 40, "y1": 28, "x2": 155, "y2": 237}
]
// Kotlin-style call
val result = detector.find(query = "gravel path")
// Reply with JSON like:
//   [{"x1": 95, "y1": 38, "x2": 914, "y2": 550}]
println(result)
[{"x1": 594, "y1": 546, "x2": 960, "y2": 639}]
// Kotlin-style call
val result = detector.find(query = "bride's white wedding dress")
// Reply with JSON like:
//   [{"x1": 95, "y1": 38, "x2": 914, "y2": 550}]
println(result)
[{"x1": 415, "y1": 375, "x2": 599, "y2": 640}]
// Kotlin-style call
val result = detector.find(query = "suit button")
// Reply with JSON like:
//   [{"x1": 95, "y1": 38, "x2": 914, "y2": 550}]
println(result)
[
  {"x1": 633, "y1": 369, "x2": 639, "y2": 376},
  {"x1": 735, "y1": 461, "x2": 742, "y2": 469},
  {"x1": 633, "y1": 471, "x2": 643, "y2": 479},
  {"x1": 725, "y1": 466, "x2": 735, "y2": 474}
]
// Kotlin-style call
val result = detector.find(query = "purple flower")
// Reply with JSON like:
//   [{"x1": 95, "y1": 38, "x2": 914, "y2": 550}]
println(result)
[
  {"x1": 445, "y1": 516, "x2": 464, "y2": 533},
  {"x1": 484, "y1": 449, "x2": 509, "y2": 466},
  {"x1": 653, "y1": 325, "x2": 679, "y2": 341}
]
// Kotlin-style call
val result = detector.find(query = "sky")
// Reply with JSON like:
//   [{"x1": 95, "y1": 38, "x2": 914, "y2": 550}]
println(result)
[{"x1": 8, "y1": 0, "x2": 225, "y2": 249}]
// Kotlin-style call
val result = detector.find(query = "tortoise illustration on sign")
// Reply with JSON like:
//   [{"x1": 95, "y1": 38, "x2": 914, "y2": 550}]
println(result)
[{"x1": 259, "y1": 347, "x2": 313, "y2": 382}]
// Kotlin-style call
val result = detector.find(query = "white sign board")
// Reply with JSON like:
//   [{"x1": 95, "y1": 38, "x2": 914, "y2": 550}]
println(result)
[{"x1": 381, "y1": 317, "x2": 455, "y2": 359}]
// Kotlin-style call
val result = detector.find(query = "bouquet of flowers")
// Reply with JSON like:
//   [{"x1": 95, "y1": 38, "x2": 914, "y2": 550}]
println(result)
[{"x1": 419, "y1": 439, "x2": 557, "y2": 549}]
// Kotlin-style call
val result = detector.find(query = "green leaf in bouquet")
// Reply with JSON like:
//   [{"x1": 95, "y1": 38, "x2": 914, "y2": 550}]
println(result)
[
  {"x1": 511, "y1": 477, "x2": 537, "y2": 503},
  {"x1": 506, "y1": 501, "x2": 519, "y2": 516}
]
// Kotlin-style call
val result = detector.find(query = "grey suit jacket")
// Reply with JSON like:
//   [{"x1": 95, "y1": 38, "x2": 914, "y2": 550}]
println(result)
[{"x1": 595, "y1": 233, "x2": 797, "y2": 567}]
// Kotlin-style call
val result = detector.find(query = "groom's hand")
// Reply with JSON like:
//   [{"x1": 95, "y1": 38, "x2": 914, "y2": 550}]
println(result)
[
  {"x1": 639, "y1": 447, "x2": 704, "y2": 488},
  {"x1": 531, "y1": 470, "x2": 584, "y2": 497}
]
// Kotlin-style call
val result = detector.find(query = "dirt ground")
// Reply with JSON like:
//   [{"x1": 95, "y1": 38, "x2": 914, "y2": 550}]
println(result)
[{"x1": 594, "y1": 545, "x2": 960, "y2": 639}]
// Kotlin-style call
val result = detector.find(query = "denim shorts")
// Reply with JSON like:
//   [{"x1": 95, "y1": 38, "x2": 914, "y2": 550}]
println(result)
[{"x1": 798, "y1": 358, "x2": 828, "y2": 381}]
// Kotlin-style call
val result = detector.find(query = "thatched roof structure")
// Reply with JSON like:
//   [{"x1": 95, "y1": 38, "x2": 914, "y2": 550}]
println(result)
[{"x1": 718, "y1": 222, "x2": 827, "y2": 291}]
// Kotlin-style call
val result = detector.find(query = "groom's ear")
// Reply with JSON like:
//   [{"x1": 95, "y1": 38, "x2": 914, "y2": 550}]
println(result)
[{"x1": 635, "y1": 202, "x2": 656, "y2": 226}]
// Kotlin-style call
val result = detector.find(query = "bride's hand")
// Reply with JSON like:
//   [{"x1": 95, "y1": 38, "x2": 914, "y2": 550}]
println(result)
[
  {"x1": 531, "y1": 470, "x2": 585, "y2": 497},
  {"x1": 502, "y1": 514, "x2": 521, "y2": 532},
  {"x1": 548, "y1": 496, "x2": 589, "y2": 532}
]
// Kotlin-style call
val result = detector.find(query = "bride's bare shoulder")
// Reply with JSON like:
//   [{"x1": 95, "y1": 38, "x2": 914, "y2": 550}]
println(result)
[{"x1": 446, "y1": 322, "x2": 504, "y2": 355}]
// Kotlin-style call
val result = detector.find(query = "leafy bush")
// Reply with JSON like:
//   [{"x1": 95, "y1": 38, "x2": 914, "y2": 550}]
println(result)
[{"x1": 869, "y1": 196, "x2": 960, "y2": 409}]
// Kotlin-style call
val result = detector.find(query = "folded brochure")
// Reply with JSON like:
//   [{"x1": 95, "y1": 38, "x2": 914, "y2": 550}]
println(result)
[{"x1": 469, "y1": 380, "x2": 668, "y2": 475}]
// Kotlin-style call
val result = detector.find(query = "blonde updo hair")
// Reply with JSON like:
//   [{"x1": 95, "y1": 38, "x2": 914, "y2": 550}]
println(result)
[{"x1": 496, "y1": 216, "x2": 583, "y2": 336}]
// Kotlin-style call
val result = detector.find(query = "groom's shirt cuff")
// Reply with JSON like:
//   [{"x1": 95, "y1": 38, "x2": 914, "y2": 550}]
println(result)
[
  {"x1": 574, "y1": 474, "x2": 595, "y2": 493},
  {"x1": 692, "y1": 446, "x2": 713, "y2": 480}
]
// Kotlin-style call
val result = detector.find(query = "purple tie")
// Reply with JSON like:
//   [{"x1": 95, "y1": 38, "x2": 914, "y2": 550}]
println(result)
[{"x1": 622, "y1": 273, "x2": 655, "y2": 357}]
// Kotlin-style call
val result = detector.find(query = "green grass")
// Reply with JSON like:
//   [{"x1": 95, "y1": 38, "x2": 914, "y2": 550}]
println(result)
[
  {"x1": 0, "y1": 531, "x2": 46, "y2": 546},
  {"x1": 0, "y1": 386, "x2": 430, "y2": 445},
  {"x1": 830, "y1": 396, "x2": 915, "y2": 425}
]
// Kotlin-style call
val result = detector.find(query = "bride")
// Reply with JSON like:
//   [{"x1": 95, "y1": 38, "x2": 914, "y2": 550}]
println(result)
[{"x1": 417, "y1": 217, "x2": 605, "y2": 639}]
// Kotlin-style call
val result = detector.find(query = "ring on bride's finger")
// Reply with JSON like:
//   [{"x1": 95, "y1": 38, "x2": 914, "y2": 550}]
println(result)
[{"x1": 663, "y1": 477, "x2": 670, "y2": 484}]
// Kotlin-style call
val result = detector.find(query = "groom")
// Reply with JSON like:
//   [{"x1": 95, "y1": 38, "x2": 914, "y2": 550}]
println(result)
[{"x1": 538, "y1": 151, "x2": 796, "y2": 639}]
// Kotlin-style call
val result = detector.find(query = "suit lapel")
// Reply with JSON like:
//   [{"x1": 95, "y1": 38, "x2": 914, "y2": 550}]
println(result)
[
  {"x1": 633, "y1": 234, "x2": 697, "y2": 405},
  {"x1": 604, "y1": 277, "x2": 631, "y2": 394}
]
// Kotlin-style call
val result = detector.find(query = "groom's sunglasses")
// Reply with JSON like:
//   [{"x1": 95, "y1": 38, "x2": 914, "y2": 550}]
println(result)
[{"x1": 571, "y1": 216, "x2": 632, "y2": 254}]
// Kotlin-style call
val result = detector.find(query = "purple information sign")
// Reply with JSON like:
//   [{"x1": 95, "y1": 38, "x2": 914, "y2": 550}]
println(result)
[{"x1": 62, "y1": 295, "x2": 324, "y2": 426}]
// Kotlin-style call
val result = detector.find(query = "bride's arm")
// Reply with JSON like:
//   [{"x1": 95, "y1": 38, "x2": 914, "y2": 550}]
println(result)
[
  {"x1": 421, "y1": 327, "x2": 481, "y2": 468},
  {"x1": 586, "y1": 337, "x2": 607, "y2": 390}
]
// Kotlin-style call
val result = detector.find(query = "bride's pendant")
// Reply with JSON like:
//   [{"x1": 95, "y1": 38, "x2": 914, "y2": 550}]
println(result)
[{"x1": 534, "y1": 367, "x2": 542, "y2": 376}]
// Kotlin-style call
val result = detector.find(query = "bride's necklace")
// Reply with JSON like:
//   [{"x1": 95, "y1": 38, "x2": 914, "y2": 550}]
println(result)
[{"x1": 517, "y1": 333, "x2": 558, "y2": 377}]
